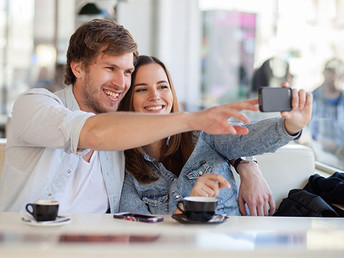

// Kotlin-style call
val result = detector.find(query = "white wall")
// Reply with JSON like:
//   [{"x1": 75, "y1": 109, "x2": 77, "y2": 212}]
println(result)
[
  {"x1": 156, "y1": 0, "x2": 201, "y2": 110},
  {"x1": 117, "y1": 0, "x2": 154, "y2": 57}
]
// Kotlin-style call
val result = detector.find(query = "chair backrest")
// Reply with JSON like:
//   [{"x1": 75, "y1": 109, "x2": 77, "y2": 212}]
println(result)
[
  {"x1": 256, "y1": 143, "x2": 315, "y2": 207},
  {"x1": 234, "y1": 143, "x2": 315, "y2": 208},
  {"x1": 0, "y1": 138, "x2": 7, "y2": 180}
]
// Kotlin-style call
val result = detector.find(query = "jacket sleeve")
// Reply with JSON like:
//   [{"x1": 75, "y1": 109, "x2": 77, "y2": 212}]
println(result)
[
  {"x1": 119, "y1": 172, "x2": 151, "y2": 214},
  {"x1": 201, "y1": 117, "x2": 300, "y2": 160}
]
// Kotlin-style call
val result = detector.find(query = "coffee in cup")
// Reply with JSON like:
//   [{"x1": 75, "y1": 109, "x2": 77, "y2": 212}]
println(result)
[
  {"x1": 176, "y1": 196, "x2": 218, "y2": 222},
  {"x1": 25, "y1": 200, "x2": 59, "y2": 222}
]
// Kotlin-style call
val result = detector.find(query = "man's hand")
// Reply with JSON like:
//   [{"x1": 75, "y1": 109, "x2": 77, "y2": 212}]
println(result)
[
  {"x1": 189, "y1": 99, "x2": 259, "y2": 135},
  {"x1": 190, "y1": 174, "x2": 231, "y2": 197},
  {"x1": 237, "y1": 161, "x2": 275, "y2": 216}
]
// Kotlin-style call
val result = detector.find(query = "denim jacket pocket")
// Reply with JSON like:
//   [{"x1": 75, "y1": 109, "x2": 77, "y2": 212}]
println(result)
[
  {"x1": 142, "y1": 192, "x2": 169, "y2": 214},
  {"x1": 184, "y1": 160, "x2": 212, "y2": 180}
]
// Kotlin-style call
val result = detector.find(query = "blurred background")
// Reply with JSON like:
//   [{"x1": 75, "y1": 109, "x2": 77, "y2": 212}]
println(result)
[{"x1": 1, "y1": 0, "x2": 344, "y2": 170}]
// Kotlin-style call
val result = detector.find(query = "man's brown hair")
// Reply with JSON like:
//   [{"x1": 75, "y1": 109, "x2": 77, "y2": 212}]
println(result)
[{"x1": 64, "y1": 19, "x2": 138, "y2": 85}]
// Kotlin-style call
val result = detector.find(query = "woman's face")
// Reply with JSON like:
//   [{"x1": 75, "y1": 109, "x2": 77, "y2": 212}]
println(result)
[{"x1": 132, "y1": 63, "x2": 173, "y2": 114}]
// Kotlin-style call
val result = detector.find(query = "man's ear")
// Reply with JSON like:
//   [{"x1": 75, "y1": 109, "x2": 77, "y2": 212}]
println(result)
[{"x1": 70, "y1": 61, "x2": 83, "y2": 79}]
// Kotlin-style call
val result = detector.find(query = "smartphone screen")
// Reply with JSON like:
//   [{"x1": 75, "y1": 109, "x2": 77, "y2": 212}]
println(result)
[
  {"x1": 113, "y1": 212, "x2": 164, "y2": 223},
  {"x1": 258, "y1": 87, "x2": 292, "y2": 112}
]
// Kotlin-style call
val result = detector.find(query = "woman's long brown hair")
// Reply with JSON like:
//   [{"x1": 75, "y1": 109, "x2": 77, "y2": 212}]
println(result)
[{"x1": 118, "y1": 55, "x2": 194, "y2": 183}]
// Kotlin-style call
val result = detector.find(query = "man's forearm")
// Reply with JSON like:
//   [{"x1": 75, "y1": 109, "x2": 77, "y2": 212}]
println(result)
[{"x1": 79, "y1": 112, "x2": 191, "y2": 151}]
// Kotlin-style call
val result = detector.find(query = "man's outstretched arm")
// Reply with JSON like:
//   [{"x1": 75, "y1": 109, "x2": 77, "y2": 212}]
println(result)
[{"x1": 79, "y1": 99, "x2": 259, "y2": 151}]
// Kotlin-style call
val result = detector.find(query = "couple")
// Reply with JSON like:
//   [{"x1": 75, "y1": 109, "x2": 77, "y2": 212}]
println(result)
[{"x1": 0, "y1": 19, "x2": 312, "y2": 216}]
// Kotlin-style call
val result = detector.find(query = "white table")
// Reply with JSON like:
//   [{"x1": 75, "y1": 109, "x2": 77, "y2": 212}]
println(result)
[{"x1": 0, "y1": 212, "x2": 344, "y2": 258}]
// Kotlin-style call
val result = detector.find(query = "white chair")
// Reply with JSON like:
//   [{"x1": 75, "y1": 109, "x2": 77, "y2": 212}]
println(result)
[{"x1": 256, "y1": 143, "x2": 316, "y2": 207}]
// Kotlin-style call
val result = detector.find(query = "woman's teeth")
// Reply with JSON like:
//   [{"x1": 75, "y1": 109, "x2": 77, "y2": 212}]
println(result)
[{"x1": 146, "y1": 106, "x2": 163, "y2": 111}]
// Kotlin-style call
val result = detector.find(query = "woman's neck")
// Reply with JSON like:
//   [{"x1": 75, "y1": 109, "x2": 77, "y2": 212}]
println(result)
[{"x1": 143, "y1": 140, "x2": 164, "y2": 161}]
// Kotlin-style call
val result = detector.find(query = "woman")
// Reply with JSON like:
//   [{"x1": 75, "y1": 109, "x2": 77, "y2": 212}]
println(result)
[{"x1": 118, "y1": 55, "x2": 312, "y2": 216}]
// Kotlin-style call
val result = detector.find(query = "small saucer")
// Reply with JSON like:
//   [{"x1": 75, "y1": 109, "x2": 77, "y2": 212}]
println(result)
[
  {"x1": 21, "y1": 215, "x2": 71, "y2": 227},
  {"x1": 171, "y1": 214, "x2": 228, "y2": 224}
]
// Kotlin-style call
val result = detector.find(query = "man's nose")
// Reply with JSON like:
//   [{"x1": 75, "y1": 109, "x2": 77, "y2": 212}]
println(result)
[{"x1": 110, "y1": 72, "x2": 126, "y2": 89}]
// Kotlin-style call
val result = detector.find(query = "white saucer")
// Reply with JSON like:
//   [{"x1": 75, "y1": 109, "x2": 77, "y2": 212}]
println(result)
[{"x1": 21, "y1": 215, "x2": 71, "y2": 227}]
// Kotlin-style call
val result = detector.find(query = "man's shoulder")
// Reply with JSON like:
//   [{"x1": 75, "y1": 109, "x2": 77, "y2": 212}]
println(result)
[
  {"x1": 18, "y1": 87, "x2": 60, "y2": 101},
  {"x1": 312, "y1": 86, "x2": 322, "y2": 95},
  {"x1": 17, "y1": 87, "x2": 71, "y2": 104},
  {"x1": 25, "y1": 87, "x2": 56, "y2": 95},
  {"x1": 11, "y1": 88, "x2": 66, "y2": 114}
]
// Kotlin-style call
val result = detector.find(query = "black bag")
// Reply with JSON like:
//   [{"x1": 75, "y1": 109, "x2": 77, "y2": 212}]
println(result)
[
  {"x1": 304, "y1": 172, "x2": 344, "y2": 205},
  {"x1": 273, "y1": 189, "x2": 338, "y2": 217}
]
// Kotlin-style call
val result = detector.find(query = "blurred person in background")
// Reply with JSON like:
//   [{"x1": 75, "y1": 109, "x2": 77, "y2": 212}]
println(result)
[
  {"x1": 311, "y1": 58, "x2": 344, "y2": 156},
  {"x1": 250, "y1": 56, "x2": 293, "y2": 97}
]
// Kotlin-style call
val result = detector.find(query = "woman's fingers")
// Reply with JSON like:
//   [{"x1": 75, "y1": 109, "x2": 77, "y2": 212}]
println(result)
[
  {"x1": 298, "y1": 89, "x2": 306, "y2": 109},
  {"x1": 190, "y1": 174, "x2": 230, "y2": 197}
]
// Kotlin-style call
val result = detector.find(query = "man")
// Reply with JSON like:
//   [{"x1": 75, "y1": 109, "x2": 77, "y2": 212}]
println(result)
[
  {"x1": 311, "y1": 58, "x2": 344, "y2": 155},
  {"x1": 0, "y1": 19, "x2": 311, "y2": 214}
]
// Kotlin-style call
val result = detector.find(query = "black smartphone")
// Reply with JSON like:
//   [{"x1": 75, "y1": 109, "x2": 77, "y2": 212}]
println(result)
[
  {"x1": 258, "y1": 86, "x2": 292, "y2": 112},
  {"x1": 113, "y1": 212, "x2": 164, "y2": 223}
]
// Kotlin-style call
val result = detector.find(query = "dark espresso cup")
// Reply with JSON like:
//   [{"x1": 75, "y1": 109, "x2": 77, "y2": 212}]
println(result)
[
  {"x1": 25, "y1": 200, "x2": 59, "y2": 222},
  {"x1": 176, "y1": 196, "x2": 218, "y2": 222}
]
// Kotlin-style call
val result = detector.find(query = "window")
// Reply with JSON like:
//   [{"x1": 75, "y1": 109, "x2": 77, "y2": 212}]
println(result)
[{"x1": 200, "y1": 0, "x2": 344, "y2": 171}]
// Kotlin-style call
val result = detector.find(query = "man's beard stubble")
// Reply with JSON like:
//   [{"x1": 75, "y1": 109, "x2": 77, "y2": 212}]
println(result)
[{"x1": 82, "y1": 80, "x2": 118, "y2": 114}]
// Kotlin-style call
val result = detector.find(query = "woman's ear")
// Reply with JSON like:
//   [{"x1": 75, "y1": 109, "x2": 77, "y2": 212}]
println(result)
[{"x1": 70, "y1": 61, "x2": 83, "y2": 79}]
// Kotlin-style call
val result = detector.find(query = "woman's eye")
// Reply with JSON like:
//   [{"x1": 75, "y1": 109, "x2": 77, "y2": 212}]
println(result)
[
  {"x1": 135, "y1": 88, "x2": 146, "y2": 92},
  {"x1": 160, "y1": 85, "x2": 169, "y2": 89}
]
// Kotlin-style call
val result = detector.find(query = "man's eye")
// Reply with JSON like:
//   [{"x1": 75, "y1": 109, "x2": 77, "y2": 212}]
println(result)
[{"x1": 106, "y1": 67, "x2": 114, "y2": 71}]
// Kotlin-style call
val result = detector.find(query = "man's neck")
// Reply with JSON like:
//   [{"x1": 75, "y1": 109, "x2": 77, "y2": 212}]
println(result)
[{"x1": 323, "y1": 83, "x2": 341, "y2": 98}]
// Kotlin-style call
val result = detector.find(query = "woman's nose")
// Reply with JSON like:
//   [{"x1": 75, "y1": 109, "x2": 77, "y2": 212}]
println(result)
[{"x1": 149, "y1": 89, "x2": 160, "y2": 100}]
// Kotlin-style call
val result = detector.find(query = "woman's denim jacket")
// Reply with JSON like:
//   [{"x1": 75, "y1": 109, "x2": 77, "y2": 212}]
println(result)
[{"x1": 119, "y1": 117, "x2": 300, "y2": 215}]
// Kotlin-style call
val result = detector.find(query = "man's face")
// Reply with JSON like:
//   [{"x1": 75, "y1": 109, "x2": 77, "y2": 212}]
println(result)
[{"x1": 73, "y1": 52, "x2": 135, "y2": 114}]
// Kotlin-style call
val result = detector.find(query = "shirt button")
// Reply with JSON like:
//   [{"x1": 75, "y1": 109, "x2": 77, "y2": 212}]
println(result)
[
  {"x1": 176, "y1": 195, "x2": 181, "y2": 199},
  {"x1": 48, "y1": 193, "x2": 52, "y2": 197},
  {"x1": 199, "y1": 171, "x2": 203, "y2": 175},
  {"x1": 67, "y1": 169, "x2": 72, "y2": 174}
]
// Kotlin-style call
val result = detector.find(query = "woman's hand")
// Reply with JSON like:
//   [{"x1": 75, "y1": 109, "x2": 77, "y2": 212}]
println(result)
[
  {"x1": 190, "y1": 174, "x2": 230, "y2": 197},
  {"x1": 281, "y1": 83, "x2": 313, "y2": 135}
]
